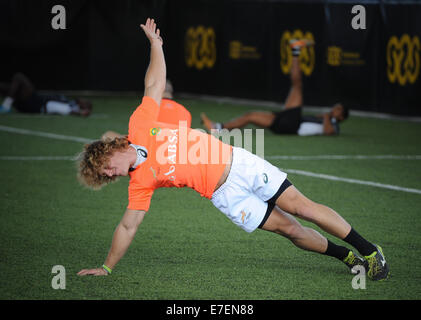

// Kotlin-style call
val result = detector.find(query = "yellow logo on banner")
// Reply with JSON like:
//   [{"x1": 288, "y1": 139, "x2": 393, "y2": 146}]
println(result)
[
  {"x1": 280, "y1": 30, "x2": 315, "y2": 76},
  {"x1": 326, "y1": 46, "x2": 364, "y2": 67},
  {"x1": 387, "y1": 34, "x2": 420, "y2": 86},
  {"x1": 229, "y1": 41, "x2": 261, "y2": 60},
  {"x1": 185, "y1": 26, "x2": 216, "y2": 70},
  {"x1": 327, "y1": 46, "x2": 342, "y2": 66}
]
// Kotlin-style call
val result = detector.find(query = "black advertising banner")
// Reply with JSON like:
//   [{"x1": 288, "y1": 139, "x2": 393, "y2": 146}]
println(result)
[
  {"x1": 166, "y1": 0, "x2": 224, "y2": 96},
  {"x1": 166, "y1": 0, "x2": 420, "y2": 115},
  {"x1": 1, "y1": 0, "x2": 167, "y2": 91},
  {"x1": 269, "y1": 1, "x2": 326, "y2": 105},
  {"x1": 1, "y1": 0, "x2": 420, "y2": 115},
  {"x1": 322, "y1": 2, "x2": 380, "y2": 111},
  {"x1": 0, "y1": 0, "x2": 91, "y2": 90},
  {"x1": 378, "y1": 3, "x2": 421, "y2": 115},
  {"x1": 219, "y1": 1, "x2": 272, "y2": 100},
  {"x1": 84, "y1": 0, "x2": 167, "y2": 91},
  {"x1": 79, "y1": 0, "x2": 168, "y2": 91}
]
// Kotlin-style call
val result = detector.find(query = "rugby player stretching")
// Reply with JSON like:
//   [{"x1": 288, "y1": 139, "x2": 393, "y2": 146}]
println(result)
[{"x1": 77, "y1": 18, "x2": 389, "y2": 281}]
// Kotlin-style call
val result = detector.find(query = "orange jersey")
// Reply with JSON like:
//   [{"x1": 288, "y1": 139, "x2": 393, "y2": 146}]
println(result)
[
  {"x1": 127, "y1": 96, "x2": 232, "y2": 211},
  {"x1": 158, "y1": 98, "x2": 192, "y2": 127}
]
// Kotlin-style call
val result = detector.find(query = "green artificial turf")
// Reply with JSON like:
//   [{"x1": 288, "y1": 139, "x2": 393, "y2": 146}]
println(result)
[{"x1": 0, "y1": 96, "x2": 420, "y2": 300}]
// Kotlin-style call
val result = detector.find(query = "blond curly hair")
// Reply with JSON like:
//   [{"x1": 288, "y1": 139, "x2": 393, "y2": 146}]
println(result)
[{"x1": 77, "y1": 137, "x2": 129, "y2": 189}]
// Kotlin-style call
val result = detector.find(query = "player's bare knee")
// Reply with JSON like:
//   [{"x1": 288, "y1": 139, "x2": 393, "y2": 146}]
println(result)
[
  {"x1": 275, "y1": 187, "x2": 303, "y2": 215},
  {"x1": 266, "y1": 213, "x2": 305, "y2": 239},
  {"x1": 279, "y1": 191, "x2": 318, "y2": 221}
]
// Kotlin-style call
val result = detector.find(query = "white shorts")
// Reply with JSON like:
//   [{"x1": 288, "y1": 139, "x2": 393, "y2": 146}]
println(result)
[
  {"x1": 45, "y1": 101, "x2": 80, "y2": 115},
  {"x1": 211, "y1": 147, "x2": 289, "y2": 233}
]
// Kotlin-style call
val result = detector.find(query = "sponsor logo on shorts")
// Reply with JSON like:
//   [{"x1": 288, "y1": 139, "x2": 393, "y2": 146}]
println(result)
[
  {"x1": 241, "y1": 211, "x2": 246, "y2": 223},
  {"x1": 262, "y1": 173, "x2": 268, "y2": 184},
  {"x1": 241, "y1": 210, "x2": 251, "y2": 224}
]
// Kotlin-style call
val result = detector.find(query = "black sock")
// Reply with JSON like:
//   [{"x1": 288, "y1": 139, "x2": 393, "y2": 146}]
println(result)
[
  {"x1": 323, "y1": 240, "x2": 350, "y2": 261},
  {"x1": 343, "y1": 228, "x2": 377, "y2": 256}
]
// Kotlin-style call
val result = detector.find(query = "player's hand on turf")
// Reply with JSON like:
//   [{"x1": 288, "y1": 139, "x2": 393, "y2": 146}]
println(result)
[
  {"x1": 140, "y1": 18, "x2": 163, "y2": 45},
  {"x1": 77, "y1": 267, "x2": 108, "y2": 276}
]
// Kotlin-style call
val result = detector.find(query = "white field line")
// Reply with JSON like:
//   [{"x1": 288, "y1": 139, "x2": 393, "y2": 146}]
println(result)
[
  {"x1": 281, "y1": 168, "x2": 421, "y2": 195},
  {"x1": 1, "y1": 125, "x2": 420, "y2": 195},
  {"x1": 0, "y1": 125, "x2": 93, "y2": 143},
  {"x1": 267, "y1": 155, "x2": 421, "y2": 160},
  {"x1": 2, "y1": 125, "x2": 420, "y2": 161},
  {"x1": 178, "y1": 92, "x2": 421, "y2": 123},
  {"x1": 2, "y1": 155, "x2": 418, "y2": 195}
]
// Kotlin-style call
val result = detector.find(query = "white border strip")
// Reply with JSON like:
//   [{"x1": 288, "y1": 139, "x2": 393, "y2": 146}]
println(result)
[{"x1": 282, "y1": 168, "x2": 421, "y2": 195}]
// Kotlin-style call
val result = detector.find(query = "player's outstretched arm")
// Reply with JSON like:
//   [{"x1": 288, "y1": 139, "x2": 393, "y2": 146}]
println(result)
[
  {"x1": 77, "y1": 209, "x2": 146, "y2": 276},
  {"x1": 322, "y1": 113, "x2": 336, "y2": 135},
  {"x1": 141, "y1": 18, "x2": 166, "y2": 106}
]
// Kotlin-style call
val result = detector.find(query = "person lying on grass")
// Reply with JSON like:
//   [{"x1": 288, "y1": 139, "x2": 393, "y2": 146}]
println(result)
[{"x1": 201, "y1": 39, "x2": 348, "y2": 136}]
